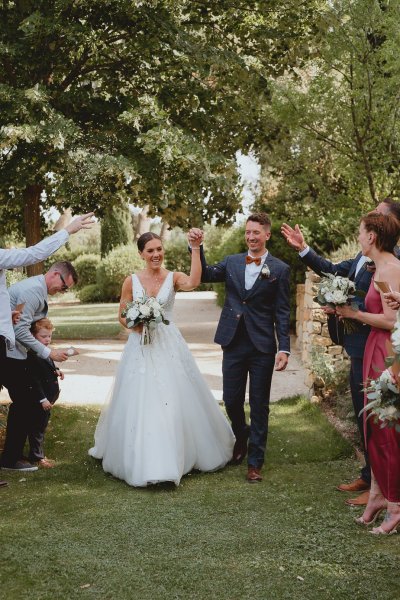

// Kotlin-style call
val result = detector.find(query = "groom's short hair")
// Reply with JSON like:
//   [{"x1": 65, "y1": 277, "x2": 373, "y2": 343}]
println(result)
[{"x1": 246, "y1": 212, "x2": 272, "y2": 230}]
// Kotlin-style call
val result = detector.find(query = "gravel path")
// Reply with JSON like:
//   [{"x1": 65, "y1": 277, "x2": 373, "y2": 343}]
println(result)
[{"x1": 0, "y1": 292, "x2": 308, "y2": 406}]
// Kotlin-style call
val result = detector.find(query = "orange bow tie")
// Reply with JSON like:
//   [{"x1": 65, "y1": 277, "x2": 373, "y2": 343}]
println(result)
[{"x1": 246, "y1": 255, "x2": 261, "y2": 266}]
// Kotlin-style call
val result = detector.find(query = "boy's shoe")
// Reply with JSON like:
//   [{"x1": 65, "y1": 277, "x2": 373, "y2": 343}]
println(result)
[
  {"x1": 1, "y1": 461, "x2": 38, "y2": 472},
  {"x1": 0, "y1": 480, "x2": 8, "y2": 487}
]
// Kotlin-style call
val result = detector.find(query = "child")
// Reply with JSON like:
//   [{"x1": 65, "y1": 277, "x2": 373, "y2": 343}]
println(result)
[{"x1": 26, "y1": 318, "x2": 65, "y2": 468}]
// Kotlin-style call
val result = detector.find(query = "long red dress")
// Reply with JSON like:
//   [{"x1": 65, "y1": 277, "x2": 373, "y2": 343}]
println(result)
[{"x1": 363, "y1": 279, "x2": 400, "y2": 502}]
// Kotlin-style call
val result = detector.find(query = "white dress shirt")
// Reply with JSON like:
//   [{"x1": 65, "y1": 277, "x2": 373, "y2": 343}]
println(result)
[
  {"x1": 0, "y1": 229, "x2": 69, "y2": 348},
  {"x1": 245, "y1": 251, "x2": 268, "y2": 290}
]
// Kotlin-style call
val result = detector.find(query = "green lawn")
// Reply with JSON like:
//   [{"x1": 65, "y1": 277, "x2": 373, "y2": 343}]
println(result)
[
  {"x1": 49, "y1": 303, "x2": 121, "y2": 339},
  {"x1": 1, "y1": 397, "x2": 399, "y2": 600}
]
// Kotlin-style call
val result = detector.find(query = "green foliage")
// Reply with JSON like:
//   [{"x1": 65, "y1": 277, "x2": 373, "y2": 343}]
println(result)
[
  {"x1": 310, "y1": 347, "x2": 349, "y2": 396},
  {"x1": 163, "y1": 235, "x2": 191, "y2": 274},
  {"x1": 76, "y1": 284, "x2": 104, "y2": 305},
  {"x1": 254, "y1": 0, "x2": 400, "y2": 236},
  {"x1": 5, "y1": 268, "x2": 25, "y2": 287},
  {"x1": 72, "y1": 254, "x2": 101, "y2": 289},
  {"x1": 0, "y1": 0, "x2": 320, "y2": 242},
  {"x1": 329, "y1": 239, "x2": 360, "y2": 263},
  {"x1": 96, "y1": 244, "x2": 142, "y2": 302},
  {"x1": 100, "y1": 203, "x2": 133, "y2": 257}
]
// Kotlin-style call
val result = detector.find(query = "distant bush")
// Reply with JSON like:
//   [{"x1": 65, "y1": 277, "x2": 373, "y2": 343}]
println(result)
[
  {"x1": 72, "y1": 253, "x2": 101, "y2": 289},
  {"x1": 164, "y1": 236, "x2": 191, "y2": 274},
  {"x1": 96, "y1": 244, "x2": 142, "y2": 301},
  {"x1": 100, "y1": 203, "x2": 133, "y2": 257},
  {"x1": 329, "y1": 239, "x2": 359, "y2": 263},
  {"x1": 77, "y1": 284, "x2": 104, "y2": 304}
]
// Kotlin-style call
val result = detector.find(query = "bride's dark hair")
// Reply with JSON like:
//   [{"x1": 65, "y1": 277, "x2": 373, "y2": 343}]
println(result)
[{"x1": 137, "y1": 232, "x2": 162, "y2": 253}]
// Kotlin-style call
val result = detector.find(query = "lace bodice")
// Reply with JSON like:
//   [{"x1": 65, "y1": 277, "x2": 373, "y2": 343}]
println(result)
[{"x1": 132, "y1": 271, "x2": 175, "y2": 322}]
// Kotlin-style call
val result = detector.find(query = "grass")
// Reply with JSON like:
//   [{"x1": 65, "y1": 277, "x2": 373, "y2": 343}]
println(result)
[
  {"x1": 1, "y1": 396, "x2": 399, "y2": 600},
  {"x1": 49, "y1": 303, "x2": 121, "y2": 339}
]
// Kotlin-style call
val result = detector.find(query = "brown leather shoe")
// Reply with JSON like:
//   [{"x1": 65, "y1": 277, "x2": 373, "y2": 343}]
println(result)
[
  {"x1": 246, "y1": 467, "x2": 262, "y2": 483},
  {"x1": 0, "y1": 480, "x2": 8, "y2": 488},
  {"x1": 345, "y1": 490, "x2": 370, "y2": 506},
  {"x1": 337, "y1": 478, "x2": 370, "y2": 493}
]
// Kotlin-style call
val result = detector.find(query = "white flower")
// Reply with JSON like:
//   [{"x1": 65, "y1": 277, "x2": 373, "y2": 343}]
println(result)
[
  {"x1": 127, "y1": 307, "x2": 140, "y2": 321},
  {"x1": 381, "y1": 405, "x2": 398, "y2": 419},
  {"x1": 139, "y1": 305, "x2": 151, "y2": 317},
  {"x1": 260, "y1": 265, "x2": 270, "y2": 278},
  {"x1": 391, "y1": 320, "x2": 400, "y2": 354}
]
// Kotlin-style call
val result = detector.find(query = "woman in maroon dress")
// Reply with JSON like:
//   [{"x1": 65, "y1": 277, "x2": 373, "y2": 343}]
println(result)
[{"x1": 337, "y1": 212, "x2": 400, "y2": 534}]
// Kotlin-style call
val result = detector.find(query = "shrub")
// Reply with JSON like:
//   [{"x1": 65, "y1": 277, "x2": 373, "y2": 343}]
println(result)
[
  {"x1": 96, "y1": 244, "x2": 142, "y2": 301},
  {"x1": 329, "y1": 239, "x2": 359, "y2": 263},
  {"x1": 164, "y1": 236, "x2": 191, "y2": 274},
  {"x1": 100, "y1": 203, "x2": 133, "y2": 257},
  {"x1": 72, "y1": 253, "x2": 101, "y2": 289},
  {"x1": 77, "y1": 284, "x2": 104, "y2": 304}
]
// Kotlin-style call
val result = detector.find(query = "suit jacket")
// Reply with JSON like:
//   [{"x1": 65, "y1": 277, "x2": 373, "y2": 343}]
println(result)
[
  {"x1": 200, "y1": 249, "x2": 290, "y2": 354},
  {"x1": 301, "y1": 248, "x2": 372, "y2": 358},
  {"x1": 26, "y1": 351, "x2": 60, "y2": 405},
  {"x1": 7, "y1": 275, "x2": 49, "y2": 360}
]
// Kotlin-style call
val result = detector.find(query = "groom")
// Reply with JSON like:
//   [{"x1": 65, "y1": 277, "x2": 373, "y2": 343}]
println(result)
[{"x1": 189, "y1": 213, "x2": 290, "y2": 482}]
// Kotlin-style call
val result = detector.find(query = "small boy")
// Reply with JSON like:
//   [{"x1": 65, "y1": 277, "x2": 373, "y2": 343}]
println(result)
[{"x1": 26, "y1": 318, "x2": 65, "y2": 468}]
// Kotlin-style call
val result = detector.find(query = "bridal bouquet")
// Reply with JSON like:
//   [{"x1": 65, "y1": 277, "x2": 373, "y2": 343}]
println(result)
[
  {"x1": 361, "y1": 314, "x2": 400, "y2": 430},
  {"x1": 121, "y1": 295, "x2": 169, "y2": 345},
  {"x1": 314, "y1": 272, "x2": 361, "y2": 334},
  {"x1": 362, "y1": 370, "x2": 400, "y2": 431}
]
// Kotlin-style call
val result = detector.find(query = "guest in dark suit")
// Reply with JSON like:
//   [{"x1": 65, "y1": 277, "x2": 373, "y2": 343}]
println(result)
[
  {"x1": 26, "y1": 318, "x2": 63, "y2": 468},
  {"x1": 189, "y1": 213, "x2": 291, "y2": 483},
  {"x1": 280, "y1": 197, "x2": 400, "y2": 505}
]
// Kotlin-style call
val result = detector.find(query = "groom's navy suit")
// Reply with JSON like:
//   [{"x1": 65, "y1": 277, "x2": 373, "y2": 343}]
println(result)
[
  {"x1": 301, "y1": 248, "x2": 372, "y2": 484},
  {"x1": 200, "y1": 249, "x2": 290, "y2": 468}
]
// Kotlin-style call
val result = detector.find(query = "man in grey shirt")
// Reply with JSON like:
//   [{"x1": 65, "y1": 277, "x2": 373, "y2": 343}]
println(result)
[
  {"x1": 0, "y1": 213, "x2": 94, "y2": 482},
  {"x1": 1, "y1": 261, "x2": 78, "y2": 472}
]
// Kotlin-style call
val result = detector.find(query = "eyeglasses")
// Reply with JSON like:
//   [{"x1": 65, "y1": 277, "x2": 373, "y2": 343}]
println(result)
[{"x1": 58, "y1": 272, "x2": 69, "y2": 292}]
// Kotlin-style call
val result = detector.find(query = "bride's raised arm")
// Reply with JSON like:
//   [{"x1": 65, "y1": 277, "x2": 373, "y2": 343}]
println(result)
[{"x1": 174, "y1": 229, "x2": 203, "y2": 292}]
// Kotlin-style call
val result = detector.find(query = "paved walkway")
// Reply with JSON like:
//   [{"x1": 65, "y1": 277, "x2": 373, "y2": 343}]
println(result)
[{"x1": 0, "y1": 292, "x2": 308, "y2": 406}]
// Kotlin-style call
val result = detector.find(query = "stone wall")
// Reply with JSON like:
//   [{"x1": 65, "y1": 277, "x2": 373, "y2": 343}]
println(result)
[{"x1": 296, "y1": 270, "x2": 349, "y2": 393}]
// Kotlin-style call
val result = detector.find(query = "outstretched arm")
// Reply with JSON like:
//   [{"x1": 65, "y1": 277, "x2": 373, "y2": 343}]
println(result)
[{"x1": 0, "y1": 213, "x2": 95, "y2": 270}]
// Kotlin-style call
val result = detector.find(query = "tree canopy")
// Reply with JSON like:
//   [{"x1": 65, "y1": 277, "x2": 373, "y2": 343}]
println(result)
[
  {"x1": 0, "y1": 0, "x2": 321, "y2": 249},
  {"x1": 254, "y1": 0, "x2": 400, "y2": 247}
]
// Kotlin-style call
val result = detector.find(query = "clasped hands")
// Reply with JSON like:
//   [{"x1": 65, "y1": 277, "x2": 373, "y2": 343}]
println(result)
[{"x1": 187, "y1": 228, "x2": 204, "y2": 249}]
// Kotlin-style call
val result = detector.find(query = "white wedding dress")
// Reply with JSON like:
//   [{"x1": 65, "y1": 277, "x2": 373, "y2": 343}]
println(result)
[{"x1": 89, "y1": 272, "x2": 234, "y2": 487}]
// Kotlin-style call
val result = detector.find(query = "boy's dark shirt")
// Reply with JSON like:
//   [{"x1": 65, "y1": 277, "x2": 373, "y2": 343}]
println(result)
[{"x1": 26, "y1": 350, "x2": 60, "y2": 405}]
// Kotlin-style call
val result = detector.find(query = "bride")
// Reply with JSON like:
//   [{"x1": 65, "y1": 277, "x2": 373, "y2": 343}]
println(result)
[{"x1": 89, "y1": 231, "x2": 235, "y2": 486}]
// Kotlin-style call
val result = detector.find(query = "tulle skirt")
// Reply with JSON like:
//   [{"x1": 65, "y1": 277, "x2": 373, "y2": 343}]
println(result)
[{"x1": 89, "y1": 323, "x2": 234, "y2": 487}]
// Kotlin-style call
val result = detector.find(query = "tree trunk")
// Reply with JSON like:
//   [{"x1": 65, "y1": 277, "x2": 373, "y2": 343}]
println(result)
[
  {"x1": 23, "y1": 185, "x2": 43, "y2": 276},
  {"x1": 160, "y1": 221, "x2": 171, "y2": 243},
  {"x1": 135, "y1": 205, "x2": 151, "y2": 239}
]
